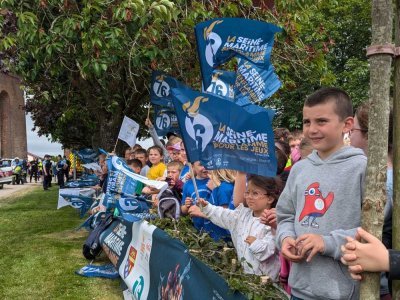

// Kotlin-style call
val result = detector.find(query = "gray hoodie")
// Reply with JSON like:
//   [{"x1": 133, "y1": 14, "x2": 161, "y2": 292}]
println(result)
[{"x1": 276, "y1": 146, "x2": 367, "y2": 300}]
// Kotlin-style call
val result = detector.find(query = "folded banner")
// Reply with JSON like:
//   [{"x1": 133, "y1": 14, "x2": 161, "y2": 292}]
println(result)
[
  {"x1": 73, "y1": 148, "x2": 99, "y2": 164},
  {"x1": 100, "y1": 219, "x2": 246, "y2": 300},
  {"x1": 58, "y1": 194, "x2": 93, "y2": 217},
  {"x1": 76, "y1": 264, "x2": 120, "y2": 279},
  {"x1": 118, "y1": 116, "x2": 139, "y2": 147},
  {"x1": 195, "y1": 18, "x2": 282, "y2": 101},
  {"x1": 171, "y1": 87, "x2": 277, "y2": 177},
  {"x1": 153, "y1": 105, "x2": 180, "y2": 137}
]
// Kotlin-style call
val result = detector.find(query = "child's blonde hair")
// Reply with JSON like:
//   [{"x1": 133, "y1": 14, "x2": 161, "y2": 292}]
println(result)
[{"x1": 209, "y1": 169, "x2": 236, "y2": 187}]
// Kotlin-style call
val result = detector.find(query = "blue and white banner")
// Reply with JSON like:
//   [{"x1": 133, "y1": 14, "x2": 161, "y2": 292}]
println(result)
[
  {"x1": 153, "y1": 105, "x2": 180, "y2": 137},
  {"x1": 76, "y1": 264, "x2": 120, "y2": 279},
  {"x1": 171, "y1": 87, "x2": 277, "y2": 177},
  {"x1": 73, "y1": 148, "x2": 99, "y2": 163},
  {"x1": 57, "y1": 188, "x2": 95, "y2": 209},
  {"x1": 58, "y1": 194, "x2": 93, "y2": 217},
  {"x1": 100, "y1": 219, "x2": 246, "y2": 300},
  {"x1": 195, "y1": 18, "x2": 282, "y2": 101},
  {"x1": 82, "y1": 162, "x2": 102, "y2": 172},
  {"x1": 118, "y1": 116, "x2": 139, "y2": 147},
  {"x1": 107, "y1": 156, "x2": 167, "y2": 195}
]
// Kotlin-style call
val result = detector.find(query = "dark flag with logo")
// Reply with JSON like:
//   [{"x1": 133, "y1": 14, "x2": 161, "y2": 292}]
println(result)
[
  {"x1": 73, "y1": 148, "x2": 99, "y2": 163},
  {"x1": 195, "y1": 18, "x2": 282, "y2": 104},
  {"x1": 171, "y1": 86, "x2": 277, "y2": 177},
  {"x1": 203, "y1": 69, "x2": 236, "y2": 100},
  {"x1": 153, "y1": 105, "x2": 180, "y2": 137}
]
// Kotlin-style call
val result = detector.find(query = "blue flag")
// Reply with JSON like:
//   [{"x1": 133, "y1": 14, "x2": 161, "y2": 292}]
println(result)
[
  {"x1": 234, "y1": 58, "x2": 281, "y2": 104},
  {"x1": 195, "y1": 18, "x2": 282, "y2": 100},
  {"x1": 150, "y1": 70, "x2": 188, "y2": 107},
  {"x1": 171, "y1": 87, "x2": 277, "y2": 177},
  {"x1": 203, "y1": 69, "x2": 236, "y2": 100},
  {"x1": 153, "y1": 105, "x2": 180, "y2": 137}
]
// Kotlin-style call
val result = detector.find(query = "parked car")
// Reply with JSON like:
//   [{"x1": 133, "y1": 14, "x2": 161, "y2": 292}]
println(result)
[{"x1": 0, "y1": 159, "x2": 13, "y2": 189}]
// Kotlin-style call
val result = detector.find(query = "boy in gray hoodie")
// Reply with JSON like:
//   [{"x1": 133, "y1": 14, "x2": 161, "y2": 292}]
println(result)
[{"x1": 276, "y1": 87, "x2": 367, "y2": 300}]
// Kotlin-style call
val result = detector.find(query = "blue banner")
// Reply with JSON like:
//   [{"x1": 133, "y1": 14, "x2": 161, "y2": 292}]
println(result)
[
  {"x1": 153, "y1": 105, "x2": 180, "y2": 137},
  {"x1": 171, "y1": 87, "x2": 277, "y2": 177},
  {"x1": 195, "y1": 18, "x2": 282, "y2": 101},
  {"x1": 73, "y1": 148, "x2": 99, "y2": 163},
  {"x1": 100, "y1": 219, "x2": 246, "y2": 299}
]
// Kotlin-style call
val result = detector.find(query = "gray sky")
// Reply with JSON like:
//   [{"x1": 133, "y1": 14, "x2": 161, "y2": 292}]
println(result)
[
  {"x1": 26, "y1": 113, "x2": 63, "y2": 157},
  {"x1": 26, "y1": 114, "x2": 155, "y2": 157}
]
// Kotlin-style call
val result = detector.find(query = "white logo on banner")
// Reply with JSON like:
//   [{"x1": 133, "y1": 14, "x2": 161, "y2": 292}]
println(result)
[
  {"x1": 156, "y1": 113, "x2": 171, "y2": 130},
  {"x1": 153, "y1": 76, "x2": 170, "y2": 98},
  {"x1": 182, "y1": 96, "x2": 213, "y2": 152},
  {"x1": 204, "y1": 20, "x2": 224, "y2": 67}
]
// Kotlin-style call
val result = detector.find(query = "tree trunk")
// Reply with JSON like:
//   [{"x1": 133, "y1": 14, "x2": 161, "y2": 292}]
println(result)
[
  {"x1": 392, "y1": 0, "x2": 400, "y2": 298},
  {"x1": 361, "y1": 0, "x2": 393, "y2": 299}
]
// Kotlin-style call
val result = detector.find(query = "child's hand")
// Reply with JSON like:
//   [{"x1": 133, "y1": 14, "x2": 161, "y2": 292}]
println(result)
[
  {"x1": 206, "y1": 179, "x2": 215, "y2": 191},
  {"x1": 184, "y1": 173, "x2": 191, "y2": 181},
  {"x1": 260, "y1": 208, "x2": 277, "y2": 229},
  {"x1": 188, "y1": 205, "x2": 207, "y2": 218},
  {"x1": 145, "y1": 118, "x2": 153, "y2": 128},
  {"x1": 340, "y1": 227, "x2": 389, "y2": 280},
  {"x1": 184, "y1": 197, "x2": 193, "y2": 208},
  {"x1": 295, "y1": 233, "x2": 325, "y2": 262},
  {"x1": 281, "y1": 237, "x2": 304, "y2": 262},
  {"x1": 196, "y1": 198, "x2": 208, "y2": 207},
  {"x1": 244, "y1": 236, "x2": 256, "y2": 245}
]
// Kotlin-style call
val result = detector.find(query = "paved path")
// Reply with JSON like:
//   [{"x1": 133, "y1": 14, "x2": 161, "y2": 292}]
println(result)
[{"x1": 0, "y1": 181, "x2": 42, "y2": 200}]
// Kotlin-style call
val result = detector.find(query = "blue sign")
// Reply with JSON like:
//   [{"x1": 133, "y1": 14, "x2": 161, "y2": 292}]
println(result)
[
  {"x1": 195, "y1": 18, "x2": 282, "y2": 101},
  {"x1": 150, "y1": 70, "x2": 188, "y2": 107}
]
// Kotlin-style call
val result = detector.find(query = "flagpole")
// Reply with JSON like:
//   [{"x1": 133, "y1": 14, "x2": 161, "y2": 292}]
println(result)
[
  {"x1": 189, "y1": 163, "x2": 202, "y2": 208},
  {"x1": 147, "y1": 104, "x2": 151, "y2": 120},
  {"x1": 113, "y1": 139, "x2": 119, "y2": 154}
]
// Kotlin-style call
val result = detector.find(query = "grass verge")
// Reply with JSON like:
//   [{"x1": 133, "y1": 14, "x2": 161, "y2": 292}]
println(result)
[{"x1": 0, "y1": 186, "x2": 122, "y2": 300}]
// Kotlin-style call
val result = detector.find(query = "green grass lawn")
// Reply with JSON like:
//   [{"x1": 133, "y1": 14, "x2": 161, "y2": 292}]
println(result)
[{"x1": 0, "y1": 186, "x2": 122, "y2": 300}]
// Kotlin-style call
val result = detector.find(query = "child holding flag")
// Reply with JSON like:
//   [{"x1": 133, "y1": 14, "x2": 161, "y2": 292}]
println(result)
[{"x1": 191, "y1": 175, "x2": 280, "y2": 278}]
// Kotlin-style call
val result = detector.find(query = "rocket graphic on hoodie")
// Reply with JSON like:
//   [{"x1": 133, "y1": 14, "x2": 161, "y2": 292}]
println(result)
[{"x1": 299, "y1": 182, "x2": 334, "y2": 228}]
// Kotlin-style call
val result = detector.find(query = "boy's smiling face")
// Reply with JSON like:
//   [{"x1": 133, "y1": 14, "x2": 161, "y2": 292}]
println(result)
[{"x1": 303, "y1": 100, "x2": 353, "y2": 160}]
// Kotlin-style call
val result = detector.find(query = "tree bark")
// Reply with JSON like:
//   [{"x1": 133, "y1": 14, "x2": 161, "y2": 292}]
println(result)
[
  {"x1": 361, "y1": 0, "x2": 393, "y2": 299},
  {"x1": 392, "y1": 0, "x2": 400, "y2": 298}
]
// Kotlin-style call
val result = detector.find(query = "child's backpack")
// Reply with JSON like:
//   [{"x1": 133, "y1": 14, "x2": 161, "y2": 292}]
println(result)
[
  {"x1": 82, "y1": 213, "x2": 114, "y2": 260},
  {"x1": 158, "y1": 188, "x2": 181, "y2": 219}
]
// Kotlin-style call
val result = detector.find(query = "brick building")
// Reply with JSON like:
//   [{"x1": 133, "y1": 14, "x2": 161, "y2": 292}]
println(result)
[{"x1": 0, "y1": 73, "x2": 27, "y2": 158}]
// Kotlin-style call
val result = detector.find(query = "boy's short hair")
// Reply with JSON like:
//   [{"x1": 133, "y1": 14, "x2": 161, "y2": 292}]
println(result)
[
  {"x1": 134, "y1": 148, "x2": 148, "y2": 157},
  {"x1": 127, "y1": 159, "x2": 142, "y2": 169},
  {"x1": 274, "y1": 128, "x2": 290, "y2": 142},
  {"x1": 304, "y1": 87, "x2": 353, "y2": 120},
  {"x1": 288, "y1": 130, "x2": 303, "y2": 143},
  {"x1": 167, "y1": 161, "x2": 184, "y2": 172}
]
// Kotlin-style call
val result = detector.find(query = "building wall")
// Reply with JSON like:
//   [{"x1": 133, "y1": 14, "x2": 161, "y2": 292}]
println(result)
[{"x1": 0, "y1": 73, "x2": 27, "y2": 159}]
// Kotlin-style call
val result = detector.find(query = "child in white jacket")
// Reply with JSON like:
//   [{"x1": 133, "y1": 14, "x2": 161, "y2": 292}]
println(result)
[{"x1": 192, "y1": 175, "x2": 281, "y2": 279}]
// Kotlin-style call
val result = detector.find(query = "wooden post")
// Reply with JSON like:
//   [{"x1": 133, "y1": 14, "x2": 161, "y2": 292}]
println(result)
[
  {"x1": 392, "y1": 0, "x2": 400, "y2": 297},
  {"x1": 360, "y1": 0, "x2": 393, "y2": 298}
]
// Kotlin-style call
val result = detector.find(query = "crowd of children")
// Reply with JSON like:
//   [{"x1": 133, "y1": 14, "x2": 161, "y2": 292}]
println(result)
[{"x1": 90, "y1": 87, "x2": 395, "y2": 300}]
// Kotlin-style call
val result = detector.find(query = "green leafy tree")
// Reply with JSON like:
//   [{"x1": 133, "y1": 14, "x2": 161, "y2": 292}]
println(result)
[{"x1": 0, "y1": 0, "x2": 336, "y2": 150}]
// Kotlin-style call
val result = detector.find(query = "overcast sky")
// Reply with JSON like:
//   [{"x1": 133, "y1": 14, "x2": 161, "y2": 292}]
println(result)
[
  {"x1": 26, "y1": 114, "x2": 155, "y2": 158},
  {"x1": 26, "y1": 113, "x2": 63, "y2": 157}
]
